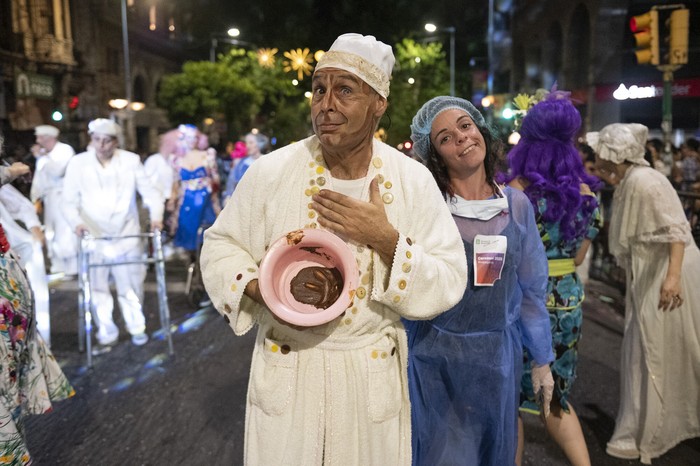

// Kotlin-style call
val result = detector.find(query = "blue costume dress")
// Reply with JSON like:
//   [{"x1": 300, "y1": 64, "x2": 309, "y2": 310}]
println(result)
[
  {"x1": 223, "y1": 156, "x2": 253, "y2": 201},
  {"x1": 520, "y1": 193, "x2": 601, "y2": 414},
  {"x1": 174, "y1": 166, "x2": 217, "y2": 251},
  {"x1": 404, "y1": 188, "x2": 554, "y2": 466}
]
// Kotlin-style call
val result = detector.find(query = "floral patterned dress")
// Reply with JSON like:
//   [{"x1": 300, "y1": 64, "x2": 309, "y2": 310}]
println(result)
[
  {"x1": 0, "y1": 224, "x2": 75, "y2": 465},
  {"x1": 520, "y1": 194, "x2": 601, "y2": 413}
]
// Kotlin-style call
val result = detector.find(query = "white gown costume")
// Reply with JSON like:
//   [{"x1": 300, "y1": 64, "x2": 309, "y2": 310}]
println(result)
[
  {"x1": 201, "y1": 136, "x2": 467, "y2": 465},
  {"x1": 61, "y1": 148, "x2": 164, "y2": 345},
  {"x1": 607, "y1": 165, "x2": 700, "y2": 463},
  {"x1": 144, "y1": 152, "x2": 175, "y2": 201},
  {"x1": 30, "y1": 140, "x2": 77, "y2": 275},
  {"x1": 0, "y1": 184, "x2": 51, "y2": 346}
]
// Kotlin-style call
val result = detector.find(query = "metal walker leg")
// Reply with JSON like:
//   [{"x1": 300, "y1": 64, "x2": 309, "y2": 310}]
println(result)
[{"x1": 77, "y1": 229, "x2": 174, "y2": 368}]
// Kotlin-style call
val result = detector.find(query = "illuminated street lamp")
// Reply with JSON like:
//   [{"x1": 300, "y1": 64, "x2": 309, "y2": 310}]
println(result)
[
  {"x1": 210, "y1": 26, "x2": 254, "y2": 62},
  {"x1": 425, "y1": 23, "x2": 456, "y2": 96}
]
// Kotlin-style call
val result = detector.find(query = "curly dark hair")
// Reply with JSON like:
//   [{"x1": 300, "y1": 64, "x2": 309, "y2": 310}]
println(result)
[{"x1": 424, "y1": 120, "x2": 505, "y2": 199}]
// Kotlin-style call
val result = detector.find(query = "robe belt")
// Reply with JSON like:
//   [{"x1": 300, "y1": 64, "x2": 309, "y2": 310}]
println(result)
[
  {"x1": 547, "y1": 258, "x2": 576, "y2": 277},
  {"x1": 272, "y1": 324, "x2": 400, "y2": 351}
]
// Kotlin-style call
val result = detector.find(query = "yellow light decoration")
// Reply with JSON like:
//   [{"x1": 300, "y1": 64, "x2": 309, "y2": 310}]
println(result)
[
  {"x1": 257, "y1": 48, "x2": 278, "y2": 68},
  {"x1": 283, "y1": 48, "x2": 313, "y2": 80}
]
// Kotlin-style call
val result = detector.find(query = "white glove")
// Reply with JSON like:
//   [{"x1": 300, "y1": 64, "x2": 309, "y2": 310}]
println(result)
[{"x1": 531, "y1": 363, "x2": 554, "y2": 419}]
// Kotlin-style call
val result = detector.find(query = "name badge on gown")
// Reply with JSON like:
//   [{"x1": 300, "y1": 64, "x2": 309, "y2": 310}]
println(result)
[{"x1": 473, "y1": 235, "x2": 507, "y2": 286}]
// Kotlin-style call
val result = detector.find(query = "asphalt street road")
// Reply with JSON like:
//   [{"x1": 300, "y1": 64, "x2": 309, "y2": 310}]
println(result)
[{"x1": 24, "y1": 260, "x2": 700, "y2": 465}]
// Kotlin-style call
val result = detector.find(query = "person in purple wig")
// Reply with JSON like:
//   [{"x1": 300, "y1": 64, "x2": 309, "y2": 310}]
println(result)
[{"x1": 504, "y1": 91, "x2": 602, "y2": 466}]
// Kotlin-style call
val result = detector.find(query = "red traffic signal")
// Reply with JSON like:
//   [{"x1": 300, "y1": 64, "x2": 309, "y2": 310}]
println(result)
[
  {"x1": 630, "y1": 10, "x2": 659, "y2": 65},
  {"x1": 68, "y1": 95, "x2": 80, "y2": 110}
]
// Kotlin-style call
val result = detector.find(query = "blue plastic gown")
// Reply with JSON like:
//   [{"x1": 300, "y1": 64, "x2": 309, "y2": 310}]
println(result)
[
  {"x1": 174, "y1": 166, "x2": 217, "y2": 251},
  {"x1": 404, "y1": 187, "x2": 553, "y2": 466}
]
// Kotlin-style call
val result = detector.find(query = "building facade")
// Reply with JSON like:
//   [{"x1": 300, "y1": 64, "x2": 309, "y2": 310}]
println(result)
[
  {"x1": 1, "y1": 0, "x2": 193, "y2": 156},
  {"x1": 507, "y1": 0, "x2": 700, "y2": 141}
]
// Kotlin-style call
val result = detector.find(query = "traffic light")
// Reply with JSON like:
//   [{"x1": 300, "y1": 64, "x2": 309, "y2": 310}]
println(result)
[
  {"x1": 630, "y1": 10, "x2": 659, "y2": 65},
  {"x1": 68, "y1": 95, "x2": 80, "y2": 110},
  {"x1": 667, "y1": 8, "x2": 689, "y2": 65}
]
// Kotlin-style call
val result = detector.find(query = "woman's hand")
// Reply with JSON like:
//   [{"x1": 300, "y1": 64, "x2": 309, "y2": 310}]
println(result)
[
  {"x1": 659, "y1": 274, "x2": 683, "y2": 311},
  {"x1": 659, "y1": 242, "x2": 685, "y2": 311}
]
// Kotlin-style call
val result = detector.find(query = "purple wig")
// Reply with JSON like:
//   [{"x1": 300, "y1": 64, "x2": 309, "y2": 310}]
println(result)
[{"x1": 503, "y1": 92, "x2": 602, "y2": 241}]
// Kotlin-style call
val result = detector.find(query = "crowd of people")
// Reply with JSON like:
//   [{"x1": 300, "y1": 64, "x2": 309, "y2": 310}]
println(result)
[{"x1": 0, "y1": 31, "x2": 698, "y2": 465}]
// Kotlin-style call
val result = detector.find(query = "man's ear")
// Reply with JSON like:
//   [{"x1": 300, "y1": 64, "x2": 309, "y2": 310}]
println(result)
[{"x1": 373, "y1": 96, "x2": 388, "y2": 119}]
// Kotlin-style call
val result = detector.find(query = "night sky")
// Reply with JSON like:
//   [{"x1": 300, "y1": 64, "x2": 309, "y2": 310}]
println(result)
[{"x1": 188, "y1": 0, "x2": 493, "y2": 63}]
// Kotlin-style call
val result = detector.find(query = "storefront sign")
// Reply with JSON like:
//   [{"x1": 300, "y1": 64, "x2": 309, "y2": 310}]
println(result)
[
  {"x1": 596, "y1": 77, "x2": 700, "y2": 101},
  {"x1": 15, "y1": 71, "x2": 55, "y2": 99}
]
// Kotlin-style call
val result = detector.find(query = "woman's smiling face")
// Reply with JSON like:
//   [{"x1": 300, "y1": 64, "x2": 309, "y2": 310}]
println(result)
[{"x1": 430, "y1": 108, "x2": 486, "y2": 176}]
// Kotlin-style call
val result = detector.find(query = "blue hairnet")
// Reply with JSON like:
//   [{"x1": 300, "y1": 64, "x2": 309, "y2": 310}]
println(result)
[{"x1": 410, "y1": 96, "x2": 486, "y2": 160}]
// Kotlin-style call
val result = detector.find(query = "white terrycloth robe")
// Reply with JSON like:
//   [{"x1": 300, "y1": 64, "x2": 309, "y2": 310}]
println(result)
[
  {"x1": 607, "y1": 165, "x2": 700, "y2": 464},
  {"x1": 201, "y1": 136, "x2": 467, "y2": 466}
]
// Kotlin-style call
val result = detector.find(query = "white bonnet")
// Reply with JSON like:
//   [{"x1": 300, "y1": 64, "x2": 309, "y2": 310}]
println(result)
[
  {"x1": 314, "y1": 33, "x2": 395, "y2": 98},
  {"x1": 88, "y1": 118, "x2": 121, "y2": 137},
  {"x1": 586, "y1": 123, "x2": 650, "y2": 166}
]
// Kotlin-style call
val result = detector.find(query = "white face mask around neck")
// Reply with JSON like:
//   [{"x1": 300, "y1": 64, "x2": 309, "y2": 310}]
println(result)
[{"x1": 447, "y1": 185, "x2": 509, "y2": 220}]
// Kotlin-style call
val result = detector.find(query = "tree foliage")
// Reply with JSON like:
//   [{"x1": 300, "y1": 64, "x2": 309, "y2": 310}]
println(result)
[
  {"x1": 157, "y1": 49, "x2": 311, "y2": 146},
  {"x1": 158, "y1": 40, "x2": 453, "y2": 148},
  {"x1": 385, "y1": 39, "x2": 450, "y2": 146}
]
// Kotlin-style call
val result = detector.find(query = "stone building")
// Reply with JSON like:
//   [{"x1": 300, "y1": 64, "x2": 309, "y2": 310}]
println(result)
[
  {"x1": 506, "y1": 0, "x2": 700, "y2": 138},
  {"x1": 0, "y1": 0, "x2": 194, "y2": 156}
]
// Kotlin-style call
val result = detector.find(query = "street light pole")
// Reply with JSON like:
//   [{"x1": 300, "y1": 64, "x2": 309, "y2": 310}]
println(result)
[
  {"x1": 120, "y1": 0, "x2": 132, "y2": 104},
  {"x1": 447, "y1": 27, "x2": 456, "y2": 96},
  {"x1": 210, "y1": 27, "x2": 246, "y2": 62},
  {"x1": 487, "y1": 0, "x2": 494, "y2": 96},
  {"x1": 425, "y1": 23, "x2": 456, "y2": 96}
]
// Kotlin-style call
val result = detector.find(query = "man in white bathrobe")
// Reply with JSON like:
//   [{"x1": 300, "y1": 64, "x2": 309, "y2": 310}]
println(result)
[
  {"x1": 201, "y1": 33, "x2": 467, "y2": 465},
  {"x1": 30, "y1": 125, "x2": 78, "y2": 276},
  {"x1": 62, "y1": 119, "x2": 164, "y2": 351}
]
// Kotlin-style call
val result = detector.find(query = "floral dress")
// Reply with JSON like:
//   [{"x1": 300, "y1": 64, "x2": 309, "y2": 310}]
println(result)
[
  {"x1": 520, "y1": 194, "x2": 601, "y2": 413},
  {"x1": 0, "y1": 224, "x2": 75, "y2": 465}
]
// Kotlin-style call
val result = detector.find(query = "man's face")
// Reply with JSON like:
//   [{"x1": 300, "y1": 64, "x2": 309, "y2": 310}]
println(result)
[
  {"x1": 90, "y1": 133, "x2": 118, "y2": 159},
  {"x1": 36, "y1": 134, "x2": 57, "y2": 152},
  {"x1": 310, "y1": 68, "x2": 387, "y2": 154}
]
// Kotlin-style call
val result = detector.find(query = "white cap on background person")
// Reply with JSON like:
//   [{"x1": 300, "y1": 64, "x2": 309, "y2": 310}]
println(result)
[
  {"x1": 88, "y1": 118, "x2": 121, "y2": 137},
  {"x1": 35, "y1": 125, "x2": 60, "y2": 137}
]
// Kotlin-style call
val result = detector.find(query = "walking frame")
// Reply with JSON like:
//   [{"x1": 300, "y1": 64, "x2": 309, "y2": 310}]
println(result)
[{"x1": 78, "y1": 229, "x2": 174, "y2": 368}]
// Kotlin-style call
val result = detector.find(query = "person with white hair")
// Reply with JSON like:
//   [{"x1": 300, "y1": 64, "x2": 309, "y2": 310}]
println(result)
[
  {"x1": 587, "y1": 123, "x2": 700, "y2": 464},
  {"x1": 30, "y1": 124, "x2": 78, "y2": 277},
  {"x1": 200, "y1": 33, "x2": 467, "y2": 464},
  {"x1": 62, "y1": 119, "x2": 164, "y2": 351},
  {"x1": 222, "y1": 131, "x2": 270, "y2": 204}
]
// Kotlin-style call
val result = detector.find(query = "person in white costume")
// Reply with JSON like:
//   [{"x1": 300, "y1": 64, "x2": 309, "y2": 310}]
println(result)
[
  {"x1": 200, "y1": 33, "x2": 467, "y2": 465},
  {"x1": 0, "y1": 183, "x2": 51, "y2": 346},
  {"x1": 587, "y1": 123, "x2": 700, "y2": 464},
  {"x1": 62, "y1": 119, "x2": 164, "y2": 350},
  {"x1": 30, "y1": 125, "x2": 78, "y2": 276},
  {"x1": 144, "y1": 134, "x2": 176, "y2": 204}
]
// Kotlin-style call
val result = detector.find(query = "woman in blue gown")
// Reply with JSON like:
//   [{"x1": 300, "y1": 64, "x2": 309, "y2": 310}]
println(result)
[
  {"x1": 406, "y1": 96, "x2": 555, "y2": 465},
  {"x1": 170, "y1": 125, "x2": 221, "y2": 253}
]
